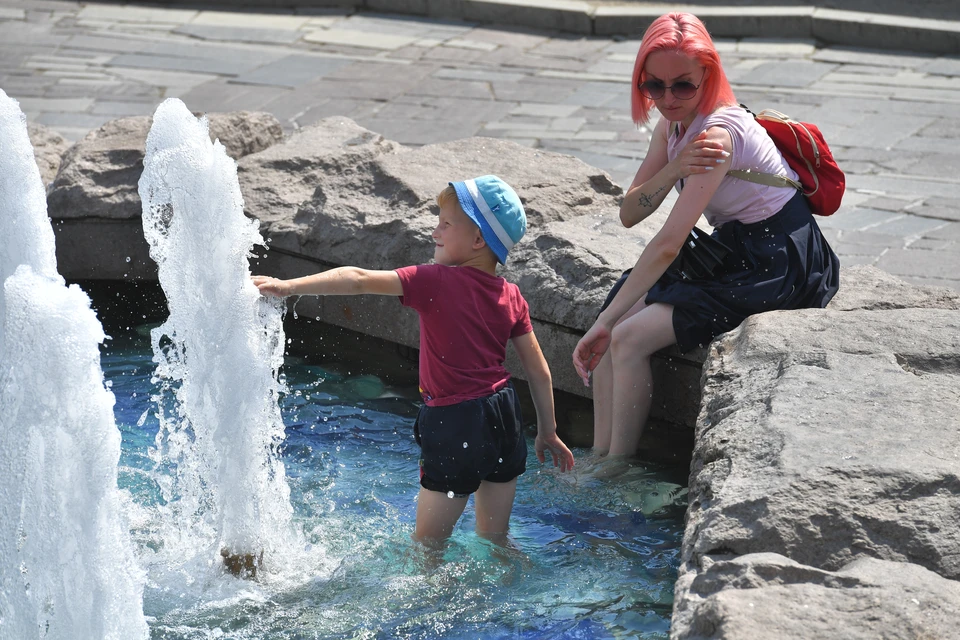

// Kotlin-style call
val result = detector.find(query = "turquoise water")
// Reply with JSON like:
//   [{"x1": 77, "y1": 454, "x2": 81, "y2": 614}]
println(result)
[{"x1": 103, "y1": 325, "x2": 687, "y2": 639}]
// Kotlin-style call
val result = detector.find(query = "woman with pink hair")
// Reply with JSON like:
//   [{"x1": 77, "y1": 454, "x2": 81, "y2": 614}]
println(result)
[{"x1": 573, "y1": 12, "x2": 838, "y2": 470}]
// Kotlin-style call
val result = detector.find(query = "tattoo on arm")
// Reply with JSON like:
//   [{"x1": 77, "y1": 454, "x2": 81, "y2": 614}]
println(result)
[{"x1": 637, "y1": 185, "x2": 666, "y2": 209}]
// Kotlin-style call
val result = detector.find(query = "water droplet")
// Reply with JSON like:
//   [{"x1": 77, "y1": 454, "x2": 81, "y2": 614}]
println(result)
[
  {"x1": 462, "y1": 442, "x2": 468, "y2": 448},
  {"x1": 447, "y1": 491, "x2": 455, "y2": 498},
  {"x1": 125, "y1": 256, "x2": 131, "y2": 263},
  {"x1": 498, "y1": 458, "x2": 503, "y2": 464}
]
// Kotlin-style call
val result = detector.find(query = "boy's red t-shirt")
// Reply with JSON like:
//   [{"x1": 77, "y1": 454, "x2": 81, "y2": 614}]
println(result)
[{"x1": 395, "y1": 264, "x2": 533, "y2": 407}]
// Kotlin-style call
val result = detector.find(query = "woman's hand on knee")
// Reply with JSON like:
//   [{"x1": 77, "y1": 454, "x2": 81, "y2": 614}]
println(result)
[
  {"x1": 573, "y1": 323, "x2": 611, "y2": 386},
  {"x1": 674, "y1": 131, "x2": 729, "y2": 179}
]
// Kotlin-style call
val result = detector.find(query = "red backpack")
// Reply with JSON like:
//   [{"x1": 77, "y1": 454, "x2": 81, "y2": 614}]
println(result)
[{"x1": 729, "y1": 107, "x2": 845, "y2": 216}]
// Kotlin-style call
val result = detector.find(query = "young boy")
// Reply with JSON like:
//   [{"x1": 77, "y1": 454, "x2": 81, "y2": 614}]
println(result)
[{"x1": 253, "y1": 175, "x2": 574, "y2": 543}]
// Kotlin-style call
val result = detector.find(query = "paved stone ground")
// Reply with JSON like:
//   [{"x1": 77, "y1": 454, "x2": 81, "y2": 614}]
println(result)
[{"x1": 2, "y1": 1, "x2": 959, "y2": 292}]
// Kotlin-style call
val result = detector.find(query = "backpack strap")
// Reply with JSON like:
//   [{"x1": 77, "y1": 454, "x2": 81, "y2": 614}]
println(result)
[
  {"x1": 727, "y1": 168, "x2": 802, "y2": 191},
  {"x1": 730, "y1": 105, "x2": 805, "y2": 193}
]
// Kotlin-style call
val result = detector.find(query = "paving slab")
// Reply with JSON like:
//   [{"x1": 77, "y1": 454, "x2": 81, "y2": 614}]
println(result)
[
  {"x1": 232, "y1": 54, "x2": 352, "y2": 88},
  {"x1": 0, "y1": 0, "x2": 958, "y2": 293},
  {"x1": 174, "y1": 24, "x2": 302, "y2": 45}
]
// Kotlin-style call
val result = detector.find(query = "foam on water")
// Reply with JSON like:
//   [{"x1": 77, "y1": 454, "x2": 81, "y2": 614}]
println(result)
[
  {"x1": 0, "y1": 91, "x2": 148, "y2": 639},
  {"x1": 137, "y1": 98, "x2": 297, "y2": 571}
]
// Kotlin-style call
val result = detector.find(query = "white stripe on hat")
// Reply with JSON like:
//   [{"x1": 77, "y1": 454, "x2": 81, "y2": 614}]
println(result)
[{"x1": 464, "y1": 179, "x2": 514, "y2": 252}]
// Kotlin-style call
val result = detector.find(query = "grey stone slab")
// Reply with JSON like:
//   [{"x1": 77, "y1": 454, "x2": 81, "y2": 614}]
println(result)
[
  {"x1": 920, "y1": 56, "x2": 960, "y2": 77},
  {"x1": 835, "y1": 228, "x2": 913, "y2": 249},
  {"x1": 77, "y1": 4, "x2": 197, "y2": 23},
  {"x1": 584, "y1": 58, "x2": 634, "y2": 78},
  {"x1": 869, "y1": 214, "x2": 951, "y2": 238},
  {"x1": 921, "y1": 221, "x2": 960, "y2": 241},
  {"x1": 824, "y1": 70, "x2": 960, "y2": 92},
  {"x1": 35, "y1": 111, "x2": 113, "y2": 129},
  {"x1": 830, "y1": 113, "x2": 935, "y2": 148},
  {"x1": 489, "y1": 77, "x2": 578, "y2": 104},
  {"x1": 340, "y1": 12, "x2": 472, "y2": 39},
  {"x1": 848, "y1": 173, "x2": 960, "y2": 199},
  {"x1": 484, "y1": 118, "x2": 549, "y2": 132},
  {"x1": 909, "y1": 238, "x2": 957, "y2": 251},
  {"x1": 89, "y1": 100, "x2": 159, "y2": 117},
  {"x1": 918, "y1": 117, "x2": 960, "y2": 139},
  {"x1": 286, "y1": 99, "x2": 378, "y2": 129},
  {"x1": 896, "y1": 274, "x2": 960, "y2": 292},
  {"x1": 877, "y1": 246, "x2": 960, "y2": 279},
  {"x1": 173, "y1": 24, "x2": 301, "y2": 45},
  {"x1": 483, "y1": 47, "x2": 598, "y2": 73},
  {"x1": 436, "y1": 37, "x2": 497, "y2": 53},
  {"x1": 14, "y1": 97, "x2": 95, "y2": 113},
  {"x1": 737, "y1": 60, "x2": 837, "y2": 88},
  {"x1": 389, "y1": 74, "x2": 490, "y2": 101},
  {"x1": 885, "y1": 98, "x2": 960, "y2": 118},
  {"x1": 859, "y1": 195, "x2": 923, "y2": 213},
  {"x1": 179, "y1": 79, "x2": 291, "y2": 114},
  {"x1": 312, "y1": 75, "x2": 426, "y2": 102},
  {"x1": 431, "y1": 67, "x2": 525, "y2": 83},
  {"x1": 909, "y1": 196, "x2": 960, "y2": 222},
  {"x1": 232, "y1": 54, "x2": 351, "y2": 88},
  {"x1": 107, "y1": 52, "x2": 255, "y2": 77},
  {"x1": 420, "y1": 43, "x2": 492, "y2": 64},
  {"x1": 816, "y1": 207, "x2": 902, "y2": 231},
  {"x1": 304, "y1": 28, "x2": 417, "y2": 50},
  {"x1": 531, "y1": 36, "x2": 609, "y2": 60},
  {"x1": 463, "y1": 25, "x2": 549, "y2": 49},
  {"x1": 899, "y1": 154, "x2": 960, "y2": 182},
  {"x1": 557, "y1": 81, "x2": 624, "y2": 108},
  {"x1": 104, "y1": 69, "x2": 216, "y2": 100},
  {"x1": 510, "y1": 102, "x2": 581, "y2": 118},
  {"x1": 62, "y1": 34, "x2": 158, "y2": 54},
  {"x1": 0, "y1": 21, "x2": 68, "y2": 47},
  {"x1": 812, "y1": 46, "x2": 935, "y2": 69},
  {"x1": 190, "y1": 10, "x2": 310, "y2": 30},
  {"x1": 356, "y1": 115, "x2": 482, "y2": 145},
  {"x1": 896, "y1": 135, "x2": 960, "y2": 155}
]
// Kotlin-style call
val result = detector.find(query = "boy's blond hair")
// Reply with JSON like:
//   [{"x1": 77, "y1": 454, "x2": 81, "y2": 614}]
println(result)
[{"x1": 437, "y1": 185, "x2": 460, "y2": 211}]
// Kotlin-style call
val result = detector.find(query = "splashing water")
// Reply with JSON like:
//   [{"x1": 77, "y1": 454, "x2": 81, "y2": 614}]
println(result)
[
  {"x1": 0, "y1": 89, "x2": 57, "y2": 355},
  {"x1": 137, "y1": 98, "x2": 296, "y2": 573},
  {"x1": 0, "y1": 90, "x2": 148, "y2": 639}
]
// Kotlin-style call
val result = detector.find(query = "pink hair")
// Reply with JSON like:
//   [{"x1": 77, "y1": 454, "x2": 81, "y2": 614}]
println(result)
[{"x1": 630, "y1": 13, "x2": 737, "y2": 125}]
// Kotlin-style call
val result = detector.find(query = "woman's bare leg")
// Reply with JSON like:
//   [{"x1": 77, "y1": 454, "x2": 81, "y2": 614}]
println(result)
[
  {"x1": 591, "y1": 297, "x2": 654, "y2": 455},
  {"x1": 607, "y1": 302, "x2": 677, "y2": 457}
]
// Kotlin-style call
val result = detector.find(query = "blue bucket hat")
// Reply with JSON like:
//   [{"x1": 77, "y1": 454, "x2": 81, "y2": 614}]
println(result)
[{"x1": 449, "y1": 175, "x2": 526, "y2": 264}]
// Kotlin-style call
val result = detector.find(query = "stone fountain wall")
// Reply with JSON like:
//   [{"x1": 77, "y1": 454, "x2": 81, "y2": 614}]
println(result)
[{"x1": 36, "y1": 112, "x2": 960, "y2": 638}]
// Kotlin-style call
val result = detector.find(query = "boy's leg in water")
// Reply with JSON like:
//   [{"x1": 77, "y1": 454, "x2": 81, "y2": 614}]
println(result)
[
  {"x1": 414, "y1": 487, "x2": 469, "y2": 543},
  {"x1": 473, "y1": 478, "x2": 518, "y2": 545}
]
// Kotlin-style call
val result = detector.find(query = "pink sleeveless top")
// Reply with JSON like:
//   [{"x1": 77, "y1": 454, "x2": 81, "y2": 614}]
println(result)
[{"x1": 667, "y1": 106, "x2": 799, "y2": 227}]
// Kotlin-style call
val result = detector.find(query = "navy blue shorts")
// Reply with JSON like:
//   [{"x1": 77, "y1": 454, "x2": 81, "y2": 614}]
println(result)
[
  {"x1": 413, "y1": 382, "x2": 527, "y2": 497},
  {"x1": 600, "y1": 192, "x2": 839, "y2": 353}
]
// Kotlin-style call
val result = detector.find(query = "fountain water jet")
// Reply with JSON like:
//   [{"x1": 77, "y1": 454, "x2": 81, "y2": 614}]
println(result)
[
  {"x1": 138, "y1": 98, "x2": 295, "y2": 578},
  {"x1": 0, "y1": 90, "x2": 149, "y2": 639}
]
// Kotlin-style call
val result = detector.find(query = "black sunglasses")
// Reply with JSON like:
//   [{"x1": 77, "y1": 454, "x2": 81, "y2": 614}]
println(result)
[{"x1": 637, "y1": 70, "x2": 705, "y2": 100}]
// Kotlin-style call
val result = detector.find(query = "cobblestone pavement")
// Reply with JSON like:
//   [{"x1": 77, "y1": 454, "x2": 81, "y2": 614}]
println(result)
[{"x1": 3, "y1": 1, "x2": 959, "y2": 292}]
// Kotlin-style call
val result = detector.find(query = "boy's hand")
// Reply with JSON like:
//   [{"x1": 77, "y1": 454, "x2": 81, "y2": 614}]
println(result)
[
  {"x1": 252, "y1": 275, "x2": 290, "y2": 297},
  {"x1": 535, "y1": 431, "x2": 574, "y2": 472}
]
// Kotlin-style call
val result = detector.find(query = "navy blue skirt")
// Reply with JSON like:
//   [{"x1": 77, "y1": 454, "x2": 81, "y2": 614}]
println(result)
[{"x1": 600, "y1": 192, "x2": 839, "y2": 353}]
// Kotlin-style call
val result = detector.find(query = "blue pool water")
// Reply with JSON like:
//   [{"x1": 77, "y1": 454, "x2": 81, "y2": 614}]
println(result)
[{"x1": 102, "y1": 324, "x2": 687, "y2": 639}]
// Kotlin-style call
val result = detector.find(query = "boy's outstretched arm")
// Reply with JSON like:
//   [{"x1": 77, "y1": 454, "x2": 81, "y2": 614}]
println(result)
[
  {"x1": 511, "y1": 331, "x2": 575, "y2": 472},
  {"x1": 253, "y1": 267, "x2": 403, "y2": 297}
]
